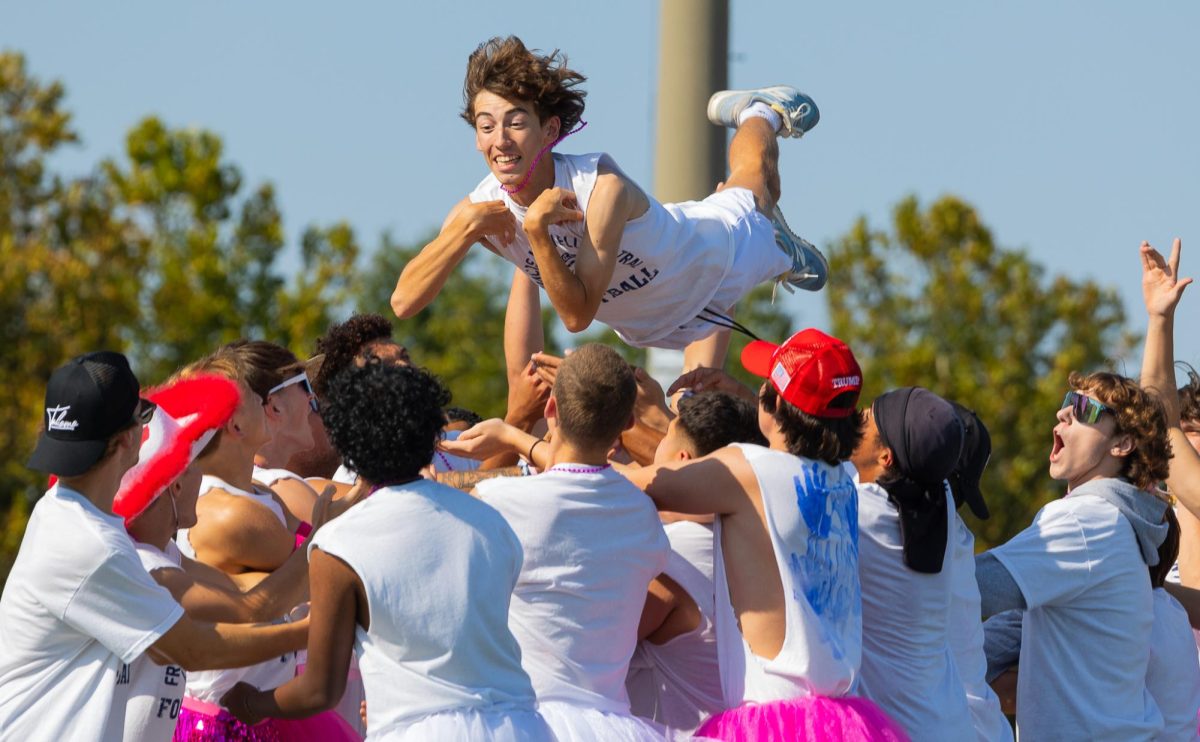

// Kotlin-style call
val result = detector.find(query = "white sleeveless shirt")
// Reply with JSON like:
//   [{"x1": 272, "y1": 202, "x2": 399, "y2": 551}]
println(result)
[
  {"x1": 469, "y1": 152, "x2": 734, "y2": 348},
  {"x1": 175, "y1": 475, "x2": 297, "y2": 703},
  {"x1": 252, "y1": 465, "x2": 306, "y2": 488},
  {"x1": 311, "y1": 478, "x2": 541, "y2": 736},
  {"x1": 177, "y1": 474, "x2": 289, "y2": 560},
  {"x1": 714, "y1": 443, "x2": 862, "y2": 705}
]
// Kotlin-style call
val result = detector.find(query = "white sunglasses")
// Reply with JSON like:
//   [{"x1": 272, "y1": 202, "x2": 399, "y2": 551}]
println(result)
[{"x1": 266, "y1": 372, "x2": 319, "y2": 413}]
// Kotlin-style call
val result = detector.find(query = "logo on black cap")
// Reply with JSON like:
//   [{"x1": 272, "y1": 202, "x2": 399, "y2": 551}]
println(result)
[{"x1": 46, "y1": 405, "x2": 79, "y2": 432}]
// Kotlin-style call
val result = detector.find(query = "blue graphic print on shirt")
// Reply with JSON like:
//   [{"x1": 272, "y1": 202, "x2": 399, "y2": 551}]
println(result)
[{"x1": 788, "y1": 462, "x2": 861, "y2": 659}]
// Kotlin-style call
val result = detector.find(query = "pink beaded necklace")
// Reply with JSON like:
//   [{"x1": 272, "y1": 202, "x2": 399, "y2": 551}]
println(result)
[
  {"x1": 499, "y1": 120, "x2": 588, "y2": 195},
  {"x1": 548, "y1": 463, "x2": 611, "y2": 474}
]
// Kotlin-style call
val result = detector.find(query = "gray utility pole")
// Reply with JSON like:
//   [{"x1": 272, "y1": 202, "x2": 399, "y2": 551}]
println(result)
[
  {"x1": 647, "y1": 0, "x2": 730, "y2": 385},
  {"x1": 653, "y1": 0, "x2": 729, "y2": 204}
]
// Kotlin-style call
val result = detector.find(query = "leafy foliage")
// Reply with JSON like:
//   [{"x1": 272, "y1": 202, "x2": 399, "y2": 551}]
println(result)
[
  {"x1": 359, "y1": 235, "x2": 532, "y2": 419},
  {"x1": 0, "y1": 53, "x2": 357, "y2": 581},
  {"x1": 826, "y1": 195, "x2": 1133, "y2": 548}
]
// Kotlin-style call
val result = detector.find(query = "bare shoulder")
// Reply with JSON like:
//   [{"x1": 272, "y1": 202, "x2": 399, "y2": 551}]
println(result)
[
  {"x1": 442, "y1": 195, "x2": 474, "y2": 228},
  {"x1": 709, "y1": 446, "x2": 763, "y2": 506},
  {"x1": 194, "y1": 489, "x2": 289, "y2": 536},
  {"x1": 593, "y1": 163, "x2": 649, "y2": 221}
]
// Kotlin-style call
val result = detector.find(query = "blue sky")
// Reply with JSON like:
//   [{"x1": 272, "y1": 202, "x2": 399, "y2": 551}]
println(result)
[{"x1": 5, "y1": 1, "x2": 1199, "y2": 371}]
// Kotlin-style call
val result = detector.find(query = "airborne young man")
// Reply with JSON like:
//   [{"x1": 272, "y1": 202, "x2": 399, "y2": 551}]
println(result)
[{"x1": 392, "y1": 36, "x2": 828, "y2": 371}]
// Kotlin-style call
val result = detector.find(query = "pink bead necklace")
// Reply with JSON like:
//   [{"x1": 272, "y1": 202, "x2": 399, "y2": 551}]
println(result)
[
  {"x1": 548, "y1": 463, "x2": 611, "y2": 474},
  {"x1": 499, "y1": 120, "x2": 589, "y2": 195}
]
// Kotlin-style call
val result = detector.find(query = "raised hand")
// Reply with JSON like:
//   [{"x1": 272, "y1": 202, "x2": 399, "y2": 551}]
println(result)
[
  {"x1": 531, "y1": 351, "x2": 564, "y2": 387},
  {"x1": 319, "y1": 480, "x2": 370, "y2": 526},
  {"x1": 1141, "y1": 238, "x2": 1192, "y2": 319},
  {"x1": 524, "y1": 187, "x2": 584, "y2": 231},
  {"x1": 308, "y1": 485, "x2": 338, "y2": 532},
  {"x1": 506, "y1": 360, "x2": 551, "y2": 430},
  {"x1": 667, "y1": 366, "x2": 757, "y2": 402}
]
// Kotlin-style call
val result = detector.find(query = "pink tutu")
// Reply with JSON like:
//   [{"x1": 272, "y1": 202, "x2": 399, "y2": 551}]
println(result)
[
  {"x1": 695, "y1": 695, "x2": 909, "y2": 742},
  {"x1": 174, "y1": 697, "x2": 361, "y2": 741}
]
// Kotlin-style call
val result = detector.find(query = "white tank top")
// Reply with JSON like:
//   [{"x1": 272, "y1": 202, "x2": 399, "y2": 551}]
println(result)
[
  {"x1": 252, "y1": 465, "x2": 305, "y2": 487},
  {"x1": 175, "y1": 475, "x2": 297, "y2": 703},
  {"x1": 626, "y1": 521, "x2": 724, "y2": 732},
  {"x1": 469, "y1": 152, "x2": 733, "y2": 347},
  {"x1": 713, "y1": 443, "x2": 862, "y2": 705},
  {"x1": 311, "y1": 479, "x2": 539, "y2": 735},
  {"x1": 177, "y1": 474, "x2": 289, "y2": 558}
]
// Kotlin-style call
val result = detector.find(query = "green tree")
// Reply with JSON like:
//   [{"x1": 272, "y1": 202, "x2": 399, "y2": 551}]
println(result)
[
  {"x1": 360, "y1": 235, "x2": 533, "y2": 418},
  {"x1": 0, "y1": 52, "x2": 146, "y2": 577},
  {"x1": 826, "y1": 195, "x2": 1133, "y2": 548},
  {"x1": 103, "y1": 118, "x2": 361, "y2": 382},
  {"x1": 0, "y1": 53, "x2": 359, "y2": 583}
]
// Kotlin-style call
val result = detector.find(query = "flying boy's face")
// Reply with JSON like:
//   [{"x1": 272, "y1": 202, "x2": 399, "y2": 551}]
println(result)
[{"x1": 473, "y1": 90, "x2": 559, "y2": 187}]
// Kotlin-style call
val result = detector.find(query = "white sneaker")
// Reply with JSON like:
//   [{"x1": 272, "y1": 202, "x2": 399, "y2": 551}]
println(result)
[
  {"x1": 707, "y1": 85, "x2": 820, "y2": 139},
  {"x1": 772, "y1": 205, "x2": 827, "y2": 292}
]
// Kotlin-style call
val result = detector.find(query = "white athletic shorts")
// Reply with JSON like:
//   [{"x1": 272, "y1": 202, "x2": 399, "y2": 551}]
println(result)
[{"x1": 652, "y1": 187, "x2": 788, "y2": 350}]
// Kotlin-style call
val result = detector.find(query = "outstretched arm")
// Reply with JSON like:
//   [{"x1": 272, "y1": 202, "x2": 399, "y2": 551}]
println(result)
[
  {"x1": 484, "y1": 271, "x2": 551, "y2": 468},
  {"x1": 441, "y1": 418, "x2": 551, "y2": 471},
  {"x1": 1138, "y1": 239, "x2": 1200, "y2": 514},
  {"x1": 391, "y1": 197, "x2": 517, "y2": 318},
  {"x1": 159, "y1": 548, "x2": 310, "y2": 624},
  {"x1": 627, "y1": 447, "x2": 756, "y2": 517},
  {"x1": 147, "y1": 614, "x2": 307, "y2": 672},
  {"x1": 523, "y1": 173, "x2": 635, "y2": 332},
  {"x1": 221, "y1": 548, "x2": 360, "y2": 722}
]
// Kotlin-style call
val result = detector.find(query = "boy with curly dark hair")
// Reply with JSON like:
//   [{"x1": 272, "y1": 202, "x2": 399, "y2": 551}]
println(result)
[
  {"x1": 392, "y1": 34, "x2": 829, "y2": 373},
  {"x1": 312, "y1": 313, "x2": 408, "y2": 400},
  {"x1": 224, "y1": 361, "x2": 555, "y2": 739}
]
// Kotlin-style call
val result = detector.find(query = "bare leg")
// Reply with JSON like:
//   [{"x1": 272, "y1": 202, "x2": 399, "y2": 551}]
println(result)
[
  {"x1": 720, "y1": 117, "x2": 780, "y2": 215},
  {"x1": 682, "y1": 327, "x2": 732, "y2": 374}
]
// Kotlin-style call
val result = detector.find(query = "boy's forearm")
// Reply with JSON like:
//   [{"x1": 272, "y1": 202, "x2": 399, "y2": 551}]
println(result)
[
  {"x1": 620, "y1": 420, "x2": 667, "y2": 467},
  {"x1": 524, "y1": 224, "x2": 595, "y2": 330},
  {"x1": 163, "y1": 617, "x2": 306, "y2": 672},
  {"x1": 243, "y1": 549, "x2": 310, "y2": 622},
  {"x1": 1140, "y1": 314, "x2": 1180, "y2": 426},
  {"x1": 1168, "y1": 428, "x2": 1200, "y2": 518},
  {"x1": 392, "y1": 226, "x2": 476, "y2": 317},
  {"x1": 437, "y1": 467, "x2": 525, "y2": 492}
]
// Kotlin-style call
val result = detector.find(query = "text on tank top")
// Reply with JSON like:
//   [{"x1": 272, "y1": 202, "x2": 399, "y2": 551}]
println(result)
[{"x1": 468, "y1": 152, "x2": 733, "y2": 345}]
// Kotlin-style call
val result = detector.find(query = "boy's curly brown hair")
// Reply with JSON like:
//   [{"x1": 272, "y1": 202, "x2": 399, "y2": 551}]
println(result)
[
  {"x1": 1177, "y1": 363, "x2": 1200, "y2": 425},
  {"x1": 314, "y1": 314, "x2": 397, "y2": 400},
  {"x1": 461, "y1": 36, "x2": 587, "y2": 135},
  {"x1": 1068, "y1": 370, "x2": 1172, "y2": 490}
]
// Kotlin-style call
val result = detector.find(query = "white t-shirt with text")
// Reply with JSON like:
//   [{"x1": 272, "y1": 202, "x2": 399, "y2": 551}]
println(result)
[
  {"x1": 120, "y1": 540, "x2": 188, "y2": 742},
  {"x1": 0, "y1": 485, "x2": 183, "y2": 741}
]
